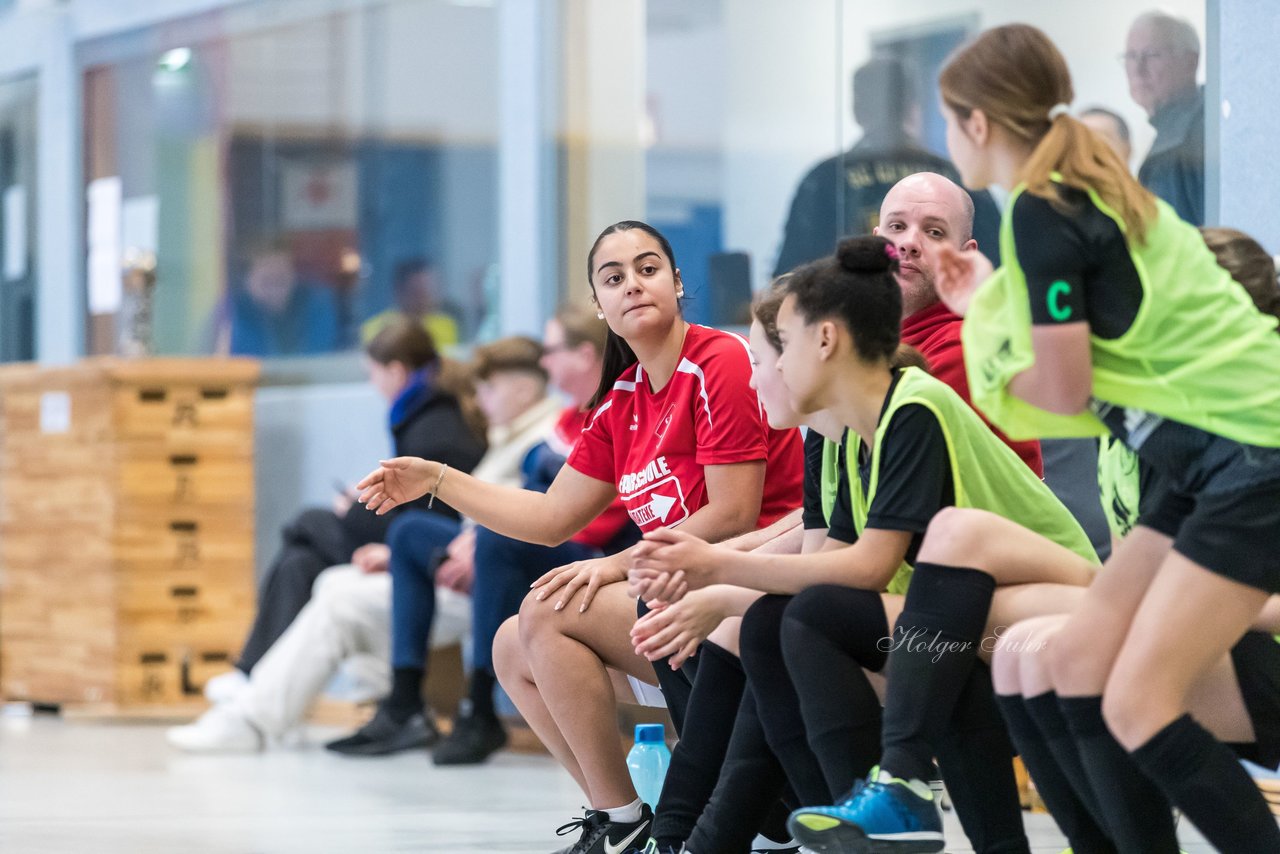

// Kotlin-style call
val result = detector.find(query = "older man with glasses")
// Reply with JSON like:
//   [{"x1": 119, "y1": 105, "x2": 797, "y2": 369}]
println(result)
[{"x1": 1122, "y1": 9, "x2": 1205, "y2": 225}]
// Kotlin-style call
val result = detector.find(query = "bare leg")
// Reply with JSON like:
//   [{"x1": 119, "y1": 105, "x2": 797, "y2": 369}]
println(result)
[
  {"x1": 916, "y1": 507, "x2": 1097, "y2": 586},
  {"x1": 994, "y1": 612, "x2": 1258, "y2": 745},
  {"x1": 519, "y1": 581, "x2": 658, "y2": 809},
  {"x1": 1103, "y1": 552, "x2": 1268, "y2": 749},
  {"x1": 1048, "y1": 527, "x2": 1172, "y2": 696},
  {"x1": 981, "y1": 584, "x2": 1085, "y2": 664},
  {"x1": 990, "y1": 614, "x2": 1070, "y2": 696},
  {"x1": 493, "y1": 614, "x2": 589, "y2": 795}
]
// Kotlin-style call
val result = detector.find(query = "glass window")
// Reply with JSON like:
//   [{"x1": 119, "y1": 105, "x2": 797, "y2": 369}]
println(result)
[
  {"x1": 80, "y1": 0, "x2": 500, "y2": 361},
  {"x1": 624, "y1": 0, "x2": 1210, "y2": 321},
  {"x1": 0, "y1": 72, "x2": 37, "y2": 362}
]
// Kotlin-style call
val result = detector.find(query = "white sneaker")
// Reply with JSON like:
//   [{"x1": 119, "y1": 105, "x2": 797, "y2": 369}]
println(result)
[
  {"x1": 203, "y1": 669, "x2": 249, "y2": 704},
  {"x1": 167, "y1": 705, "x2": 264, "y2": 753}
]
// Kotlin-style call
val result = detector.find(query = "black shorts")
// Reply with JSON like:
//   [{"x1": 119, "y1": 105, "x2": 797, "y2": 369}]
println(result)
[
  {"x1": 1137, "y1": 475, "x2": 1280, "y2": 594},
  {"x1": 1230, "y1": 632, "x2": 1280, "y2": 769}
]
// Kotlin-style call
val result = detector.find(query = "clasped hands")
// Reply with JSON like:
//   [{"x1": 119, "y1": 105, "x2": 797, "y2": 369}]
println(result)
[{"x1": 524, "y1": 527, "x2": 730, "y2": 669}]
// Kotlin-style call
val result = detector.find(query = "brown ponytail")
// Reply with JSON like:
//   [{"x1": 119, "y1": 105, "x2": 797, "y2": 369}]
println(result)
[{"x1": 940, "y1": 24, "x2": 1157, "y2": 243}]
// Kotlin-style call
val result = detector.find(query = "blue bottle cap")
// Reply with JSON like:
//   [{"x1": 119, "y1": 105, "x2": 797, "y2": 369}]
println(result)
[{"x1": 634, "y1": 723, "x2": 665, "y2": 743}]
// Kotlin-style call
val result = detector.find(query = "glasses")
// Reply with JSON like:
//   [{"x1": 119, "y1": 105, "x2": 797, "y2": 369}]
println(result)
[{"x1": 1118, "y1": 49, "x2": 1173, "y2": 67}]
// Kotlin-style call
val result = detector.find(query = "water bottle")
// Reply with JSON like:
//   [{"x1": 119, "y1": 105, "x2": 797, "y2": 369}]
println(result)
[{"x1": 626, "y1": 723, "x2": 671, "y2": 808}]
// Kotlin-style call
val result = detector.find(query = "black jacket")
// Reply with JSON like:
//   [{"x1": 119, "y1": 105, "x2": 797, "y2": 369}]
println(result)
[{"x1": 340, "y1": 386, "x2": 487, "y2": 547}]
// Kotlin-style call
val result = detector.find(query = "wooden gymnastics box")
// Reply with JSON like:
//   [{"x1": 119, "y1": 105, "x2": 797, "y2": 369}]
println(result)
[{"x1": 0, "y1": 358, "x2": 259, "y2": 710}]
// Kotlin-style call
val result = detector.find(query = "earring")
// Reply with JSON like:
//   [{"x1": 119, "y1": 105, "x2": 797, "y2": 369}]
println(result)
[
  {"x1": 597, "y1": 311, "x2": 605, "y2": 320},
  {"x1": 676, "y1": 290, "x2": 684, "y2": 298}
]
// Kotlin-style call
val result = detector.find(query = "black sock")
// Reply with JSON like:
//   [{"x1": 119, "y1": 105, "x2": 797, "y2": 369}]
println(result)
[
  {"x1": 740, "y1": 595, "x2": 831, "y2": 805},
  {"x1": 638, "y1": 598, "x2": 696, "y2": 736},
  {"x1": 467, "y1": 668, "x2": 497, "y2": 720},
  {"x1": 998, "y1": 693, "x2": 1117, "y2": 854},
  {"x1": 936, "y1": 666, "x2": 1030, "y2": 854},
  {"x1": 650, "y1": 641, "x2": 745, "y2": 847},
  {"x1": 687, "y1": 686, "x2": 789, "y2": 854},
  {"x1": 1057, "y1": 696, "x2": 1177, "y2": 854},
  {"x1": 385, "y1": 666, "x2": 425, "y2": 723},
  {"x1": 781, "y1": 585, "x2": 887, "y2": 797},
  {"x1": 879, "y1": 562, "x2": 995, "y2": 783},
  {"x1": 1132, "y1": 713, "x2": 1280, "y2": 854}
]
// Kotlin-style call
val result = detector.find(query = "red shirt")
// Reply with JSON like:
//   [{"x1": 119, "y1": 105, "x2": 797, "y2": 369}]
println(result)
[
  {"x1": 549, "y1": 406, "x2": 634, "y2": 550},
  {"x1": 568, "y1": 324, "x2": 803, "y2": 533},
  {"x1": 902, "y1": 302, "x2": 1044, "y2": 477}
]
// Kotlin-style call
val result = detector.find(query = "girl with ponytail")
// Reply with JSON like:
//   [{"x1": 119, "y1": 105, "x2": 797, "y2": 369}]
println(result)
[
  {"x1": 356, "y1": 220, "x2": 803, "y2": 853},
  {"x1": 894, "y1": 23, "x2": 1280, "y2": 854}
]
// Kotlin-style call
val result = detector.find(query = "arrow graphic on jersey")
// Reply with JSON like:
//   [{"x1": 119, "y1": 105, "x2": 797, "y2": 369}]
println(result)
[{"x1": 648, "y1": 493, "x2": 676, "y2": 522}]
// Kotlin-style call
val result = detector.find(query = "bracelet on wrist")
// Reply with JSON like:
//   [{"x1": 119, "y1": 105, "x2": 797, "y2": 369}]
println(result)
[{"x1": 426, "y1": 462, "x2": 449, "y2": 510}]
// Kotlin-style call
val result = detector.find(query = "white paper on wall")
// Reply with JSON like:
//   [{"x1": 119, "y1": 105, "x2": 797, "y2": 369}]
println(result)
[
  {"x1": 87, "y1": 176, "x2": 122, "y2": 314},
  {"x1": 39, "y1": 391, "x2": 71, "y2": 434}
]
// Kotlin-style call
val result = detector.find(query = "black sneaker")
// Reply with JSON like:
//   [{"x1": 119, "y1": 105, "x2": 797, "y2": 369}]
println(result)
[
  {"x1": 432, "y1": 712, "x2": 508, "y2": 766},
  {"x1": 551, "y1": 803, "x2": 653, "y2": 854},
  {"x1": 324, "y1": 706, "x2": 439, "y2": 756}
]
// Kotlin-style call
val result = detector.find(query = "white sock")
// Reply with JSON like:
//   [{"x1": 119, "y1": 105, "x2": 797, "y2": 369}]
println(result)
[{"x1": 604, "y1": 797, "x2": 644, "y2": 823}]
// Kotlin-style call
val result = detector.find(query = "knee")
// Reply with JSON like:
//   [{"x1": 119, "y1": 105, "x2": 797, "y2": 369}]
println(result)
[
  {"x1": 516, "y1": 589, "x2": 560, "y2": 645},
  {"x1": 989, "y1": 619, "x2": 1048, "y2": 695},
  {"x1": 492, "y1": 616, "x2": 524, "y2": 685},
  {"x1": 1045, "y1": 619, "x2": 1098, "y2": 692},
  {"x1": 1100, "y1": 677, "x2": 1151, "y2": 749},
  {"x1": 916, "y1": 507, "x2": 990, "y2": 566},
  {"x1": 739, "y1": 594, "x2": 790, "y2": 668}
]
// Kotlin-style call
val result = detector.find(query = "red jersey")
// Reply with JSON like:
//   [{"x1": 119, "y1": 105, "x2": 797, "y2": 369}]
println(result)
[
  {"x1": 902, "y1": 302, "x2": 1044, "y2": 476},
  {"x1": 549, "y1": 406, "x2": 634, "y2": 550},
  {"x1": 567, "y1": 324, "x2": 803, "y2": 533}
]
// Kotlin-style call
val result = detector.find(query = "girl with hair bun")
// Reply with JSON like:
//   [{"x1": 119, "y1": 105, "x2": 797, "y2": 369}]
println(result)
[
  {"x1": 632, "y1": 234, "x2": 1098, "y2": 853},
  {"x1": 797, "y1": 22, "x2": 1280, "y2": 854}
]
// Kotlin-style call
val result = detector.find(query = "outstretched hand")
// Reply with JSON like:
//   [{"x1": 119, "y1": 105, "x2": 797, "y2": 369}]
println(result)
[
  {"x1": 357, "y1": 457, "x2": 435, "y2": 515},
  {"x1": 934, "y1": 243, "x2": 995, "y2": 318}
]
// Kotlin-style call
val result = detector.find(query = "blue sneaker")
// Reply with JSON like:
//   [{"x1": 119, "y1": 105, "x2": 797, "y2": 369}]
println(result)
[{"x1": 787, "y1": 767, "x2": 944, "y2": 853}]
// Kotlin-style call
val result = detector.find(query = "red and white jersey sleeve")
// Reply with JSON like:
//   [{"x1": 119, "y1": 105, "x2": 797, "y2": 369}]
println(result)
[{"x1": 568, "y1": 324, "x2": 803, "y2": 533}]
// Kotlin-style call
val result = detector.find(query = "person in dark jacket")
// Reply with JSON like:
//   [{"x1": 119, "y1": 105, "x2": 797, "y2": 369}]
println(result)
[
  {"x1": 773, "y1": 56, "x2": 1001, "y2": 277},
  {"x1": 206, "y1": 318, "x2": 487, "y2": 702},
  {"x1": 1124, "y1": 10, "x2": 1204, "y2": 224}
]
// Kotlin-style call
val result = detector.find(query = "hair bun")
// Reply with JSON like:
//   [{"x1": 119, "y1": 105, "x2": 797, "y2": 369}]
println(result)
[{"x1": 837, "y1": 236, "x2": 896, "y2": 274}]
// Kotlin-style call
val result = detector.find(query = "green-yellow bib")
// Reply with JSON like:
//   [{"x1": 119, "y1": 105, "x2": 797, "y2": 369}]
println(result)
[
  {"x1": 962, "y1": 181, "x2": 1280, "y2": 446},
  {"x1": 840, "y1": 368, "x2": 1099, "y2": 595}
]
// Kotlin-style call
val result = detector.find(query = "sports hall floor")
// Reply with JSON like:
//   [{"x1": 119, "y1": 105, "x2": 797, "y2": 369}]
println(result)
[{"x1": 0, "y1": 716, "x2": 1216, "y2": 853}]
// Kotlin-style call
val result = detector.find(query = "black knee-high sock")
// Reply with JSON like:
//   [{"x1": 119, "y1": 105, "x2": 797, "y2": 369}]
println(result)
[
  {"x1": 1132, "y1": 714, "x2": 1280, "y2": 853},
  {"x1": 638, "y1": 599, "x2": 696, "y2": 736},
  {"x1": 740, "y1": 595, "x2": 831, "y2": 805},
  {"x1": 650, "y1": 641, "x2": 745, "y2": 847},
  {"x1": 936, "y1": 665, "x2": 1031, "y2": 854},
  {"x1": 1057, "y1": 696, "x2": 1178, "y2": 854},
  {"x1": 1022, "y1": 693, "x2": 1110, "y2": 828},
  {"x1": 996, "y1": 693, "x2": 1118, "y2": 854},
  {"x1": 687, "y1": 686, "x2": 789, "y2": 854},
  {"x1": 780, "y1": 585, "x2": 888, "y2": 798},
  {"x1": 879, "y1": 562, "x2": 996, "y2": 783}
]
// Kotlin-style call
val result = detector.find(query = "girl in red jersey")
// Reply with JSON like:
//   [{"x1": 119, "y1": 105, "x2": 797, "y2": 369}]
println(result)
[{"x1": 356, "y1": 221, "x2": 803, "y2": 854}]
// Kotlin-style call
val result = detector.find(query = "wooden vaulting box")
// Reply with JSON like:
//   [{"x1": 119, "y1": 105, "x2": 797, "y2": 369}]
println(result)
[{"x1": 0, "y1": 358, "x2": 259, "y2": 710}]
